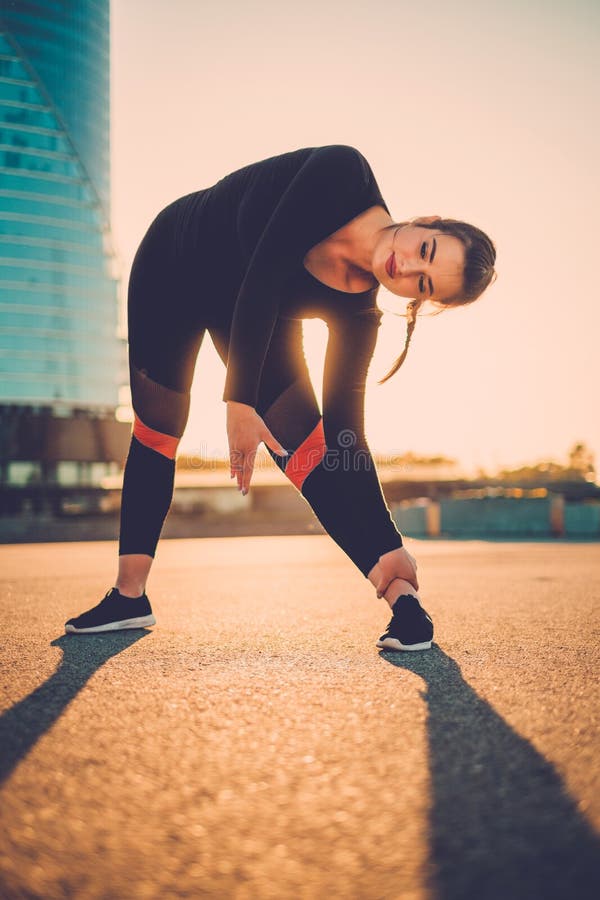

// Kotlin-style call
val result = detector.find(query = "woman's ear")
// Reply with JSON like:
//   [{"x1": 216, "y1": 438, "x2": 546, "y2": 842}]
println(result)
[{"x1": 410, "y1": 215, "x2": 442, "y2": 226}]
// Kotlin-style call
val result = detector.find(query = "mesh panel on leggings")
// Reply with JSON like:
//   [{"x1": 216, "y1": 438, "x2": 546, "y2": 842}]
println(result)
[
  {"x1": 259, "y1": 377, "x2": 321, "y2": 452},
  {"x1": 129, "y1": 361, "x2": 190, "y2": 438}
]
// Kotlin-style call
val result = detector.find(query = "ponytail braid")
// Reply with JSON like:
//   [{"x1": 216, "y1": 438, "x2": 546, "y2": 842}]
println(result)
[{"x1": 377, "y1": 299, "x2": 422, "y2": 385}]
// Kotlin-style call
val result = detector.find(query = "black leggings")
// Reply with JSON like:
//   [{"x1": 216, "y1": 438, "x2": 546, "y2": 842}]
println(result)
[{"x1": 119, "y1": 204, "x2": 402, "y2": 577}]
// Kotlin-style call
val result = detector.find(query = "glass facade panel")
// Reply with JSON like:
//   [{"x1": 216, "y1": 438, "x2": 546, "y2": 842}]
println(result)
[
  {"x1": 0, "y1": 284, "x2": 111, "y2": 303},
  {"x1": 0, "y1": 195, "x2": 99, "y2": 223},
  {"x1": 0, "y1": 147, "x2": 77, "y2": 177},
  {"x1": 4, "y1": 165, "x2": 89, "y2": 188},
  {"x1": 3, "y1": 333, "x2": 117, "y2": 351},
  {"x1": 7, "y1": 461, "x2": 41, "y2": 485},
  {"x1": 55, "y1": 461, "x2": 78, "y2": 486},
  {"x1": 0, "y1": 264, "x2": 116, "y2": 292},
  {"x1": 0, "y1": 78, "x2": 39, "y2": 104},
  {"x1": 0, "y1": 235, "x2": 107, "y2": 263},
  {"x1": 0, "y1": 216, "x2": 99, "y2": 244},
  {"x1": 0, "y1": 242, "x2": 109, "y2": 270},
  {"x1": 0, "y1": 310, "x2": 114, "y2": 333},
  {"x1": 15, "y1": 287, "x2": 111, "y2": 307},
  {"x1": 1, "y1": 104, "x2": 60, "y2": 130},
  {"x1": 0, "y1": 172, "x2": 93, "y2": 203},
  {"x1": 0, "y1": 125, "x2": 71, "y2": 154}
]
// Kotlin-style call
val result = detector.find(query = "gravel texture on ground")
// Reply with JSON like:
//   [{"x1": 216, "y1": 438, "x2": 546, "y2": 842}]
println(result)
[{"x1": 1, "y1": 536, "x2": 599, "y2": 899}]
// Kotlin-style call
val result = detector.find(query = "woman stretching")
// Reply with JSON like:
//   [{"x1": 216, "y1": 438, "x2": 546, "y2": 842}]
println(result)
[{"x1": 65, "y1": 145, "x2": 496, "y2": 650}]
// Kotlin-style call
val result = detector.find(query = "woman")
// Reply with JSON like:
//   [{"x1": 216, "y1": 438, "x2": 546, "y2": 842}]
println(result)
[{"x1": 65, "y1": 144, "x2": 496, "y2": 649}]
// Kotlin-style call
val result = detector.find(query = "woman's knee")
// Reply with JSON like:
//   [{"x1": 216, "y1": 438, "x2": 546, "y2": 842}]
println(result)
[
  {"x1": 129, "y1": 361, "x2": 191, "y2": 446},
  {"x1": 284, "y1": 418, "x2": 327, "y2": 490},
  {"x1": 132, "y1": 412, "x2": 181, "y2": 459}
]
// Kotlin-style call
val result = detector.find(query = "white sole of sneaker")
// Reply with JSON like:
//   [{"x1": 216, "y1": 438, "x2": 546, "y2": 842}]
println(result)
[
  {"x1": 65, "y1": 614, "x2": 156, "y2": 634},
  {"x1": 376, "y1": 637, "x2": 432, "y2": 651}
]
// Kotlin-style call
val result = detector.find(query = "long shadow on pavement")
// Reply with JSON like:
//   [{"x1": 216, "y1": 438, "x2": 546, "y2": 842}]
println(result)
[
  {"x1": 0, "y1": 631, "x2": 150, "y2": 784},
  {"x1": 380, "y1": 646, "x2": 600, "y2": 900}
]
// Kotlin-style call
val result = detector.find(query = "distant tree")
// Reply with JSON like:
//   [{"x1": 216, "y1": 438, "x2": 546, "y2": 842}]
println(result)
[
  {"x1": 498, "y1": 462, "x2": 566, "y2": 483},
  {"x1": 373, "y1": 451, "x2": 457, "y2": 467},
  {"x1": 497, "y1": 442, "x2": 597, "y2": 484},
  {"x1": 567, "y1": 442, "x2": 596, "y2": 480}
]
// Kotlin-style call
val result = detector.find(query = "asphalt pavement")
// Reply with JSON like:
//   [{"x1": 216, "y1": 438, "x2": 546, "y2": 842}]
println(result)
[{"x1": 1, "y1": 536, "x2": 599, "y2": 899}]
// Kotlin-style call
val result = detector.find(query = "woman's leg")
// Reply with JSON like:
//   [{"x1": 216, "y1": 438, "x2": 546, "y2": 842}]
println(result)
[
  {"x1": 116, "y1": 343, "x2": 205, "y2": 594},
  {"x1": 209, "y1": 318, "x2": 407, "y2": 608},
  {"x1": 116, "y1": 555, "x2": 153, "y2": 599},
  {"x1": 112, "y1": 198, "x2": 213, "y2": 600},
  {"x1": 66, "y1": 204, "x2": 206, "y2": 631},
  {"x1": 65, "y1": 317, "x2": 205, "y2": 631}
]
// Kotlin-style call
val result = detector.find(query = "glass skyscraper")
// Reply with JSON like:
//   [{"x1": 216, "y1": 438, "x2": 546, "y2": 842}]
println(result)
[
  {"x1": 0, "y1": 0, "x2": 122, "y2": 409},
  {"x1": 0, "y1": 1, "x2": 129, "y2": 497}
]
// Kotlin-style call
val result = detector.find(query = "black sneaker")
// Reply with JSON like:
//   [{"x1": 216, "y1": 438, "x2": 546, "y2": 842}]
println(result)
[
  {"x1": 65, "y1": 587, "x2": 156, "y2": 634},
  {"x1": 376, "y1": 594, "x2": 433, "y2": 651}
]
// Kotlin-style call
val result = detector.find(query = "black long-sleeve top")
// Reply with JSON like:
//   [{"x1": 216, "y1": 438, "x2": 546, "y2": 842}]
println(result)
[
  {"x1": 223, "y1": 144, "x2": 388, "y2": 406},
  {"x1": 170, "y1": 144, "x2": 389, "y2": 405}
]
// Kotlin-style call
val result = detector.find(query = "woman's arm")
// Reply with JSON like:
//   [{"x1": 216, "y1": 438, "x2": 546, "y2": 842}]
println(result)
[
  {"x1": 305, "y1": 309, "x2": 406, "y2": 577},
  {"x1": 321, "y1": 317, "x2": 421, "y2": 595},
  {"x1": 223, "y1": 145, "x2": 372, "y2": 409},
  {"x1": 320, "y1": 313, "x2": 421, "y2": 594}
]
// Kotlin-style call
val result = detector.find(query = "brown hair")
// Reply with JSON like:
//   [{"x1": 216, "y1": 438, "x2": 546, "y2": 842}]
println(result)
[{"x1": 377, "y1": 219, "x2": 497, "y2": 385}]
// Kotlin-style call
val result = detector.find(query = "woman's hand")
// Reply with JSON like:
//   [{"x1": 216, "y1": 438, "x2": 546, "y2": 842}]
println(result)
[
  {"x1": 226, "y1": 401, "x2": 287, "y2": 495},
  {"x1": 369, "y1": 545, "x2": 419, "y2": 598}
]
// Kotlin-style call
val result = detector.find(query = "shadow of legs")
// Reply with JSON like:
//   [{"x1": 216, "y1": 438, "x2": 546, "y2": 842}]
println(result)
[
  {"x1": 0, "y1": 631, "x2": 150, "y2": 784},
  {"x1": 380, "y1": 646, "x2": 600, "y2": 900}
]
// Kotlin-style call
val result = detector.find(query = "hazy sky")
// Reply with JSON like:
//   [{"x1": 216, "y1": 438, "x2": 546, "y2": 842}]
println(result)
[{"x1": 110, "y1": 0, "x2": 599, "y2": 474}]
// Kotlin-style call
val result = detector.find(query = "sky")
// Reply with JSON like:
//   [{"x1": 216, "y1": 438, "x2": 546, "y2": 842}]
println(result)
[{"x1": 110, "y1": 0, "x2": 599, "y2": 476}]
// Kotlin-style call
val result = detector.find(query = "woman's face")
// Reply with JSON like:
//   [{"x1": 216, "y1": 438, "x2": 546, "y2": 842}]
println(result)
[{"x1": 375, "y1": 224, "x2": 466, "y2": 303}]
